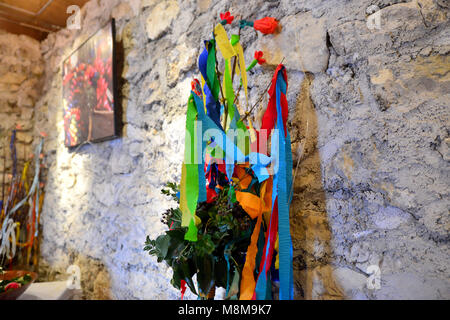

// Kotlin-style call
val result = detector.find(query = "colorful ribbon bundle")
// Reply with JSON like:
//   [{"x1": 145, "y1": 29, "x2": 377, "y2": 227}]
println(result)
[{"x1": 178, "y1": 13, "x2": 293, "y2": 300}]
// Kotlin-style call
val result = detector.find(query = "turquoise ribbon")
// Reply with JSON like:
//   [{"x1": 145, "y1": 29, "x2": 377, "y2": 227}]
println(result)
[
  {"x1": 192, "y1": 93, "x2": 247, "y2": 165},
  {"x1": 224, "y1": 242, "x2": 232, "y2": 296},
  {"x1": 275, "y1": 70, "x2": 294, "y2": 300},
  {"x1": 254, "y1": 67, "x2": 294, "y2": 300}
]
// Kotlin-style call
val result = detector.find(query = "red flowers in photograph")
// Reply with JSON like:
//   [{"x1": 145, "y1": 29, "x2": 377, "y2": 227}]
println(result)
[{"x1": 96, "y1": 76, "x2": 112, "y2": 111}]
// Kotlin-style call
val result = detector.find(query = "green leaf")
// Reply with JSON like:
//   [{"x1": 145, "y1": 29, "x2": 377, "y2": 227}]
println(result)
[
  {"x1": 170, "y1": 262, "x2": 183, "y2": 290},
  {"x1": 166, "y1": 229, "x2": 185, "y2": 242},
  {"x1": 166, "y1": 236, "x2": 189, "y2": 264},
  {"x1": 170, "y1": 261, "x2": 197, "y2": 296},
  {"x1": 180, "y1": 261, "x2": 197, "y2": 295},
  {"x1": 155, "y1": 234, "x2": 170, "y2": 261},
  {"x1": 195, "y1": 254, "x2": 215, "y2": 297},
  {"x1": 23, "y1": 274, "x2": 32, "y2": 283},
  {"x1": 195, "y1": 234, "x2": 215, "y2": 256},
  {"x1": 214, "y1": 256, "x2": 228, "y2": 288}
]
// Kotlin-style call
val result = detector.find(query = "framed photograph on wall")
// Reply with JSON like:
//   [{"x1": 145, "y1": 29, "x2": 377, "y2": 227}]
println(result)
[{"x1": 62, "y1": 19, "x2": 118, "y2": 148}]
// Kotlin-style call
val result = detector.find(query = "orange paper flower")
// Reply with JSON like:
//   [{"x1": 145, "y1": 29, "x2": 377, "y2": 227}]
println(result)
[{"x1": 253, "y1": 17, "x2": 278, "y2": 34}]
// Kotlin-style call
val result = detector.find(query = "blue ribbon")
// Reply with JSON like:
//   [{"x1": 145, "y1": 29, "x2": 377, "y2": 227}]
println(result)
[
  {"x1": 275, "y1": 69, "x2": 294, "y2": 300},
  {"x1": 254, "y1": 131, "x2": 279, "y2": 300},
  {"x1": 254, "y1": 67, "x2": 294, "y2": 300},
  {"x1": 199, "y1": 46, "x2": 222, "y2": 130},
  {"x1": 192, "y1": 93, "x2": 247, "y2": 165}
]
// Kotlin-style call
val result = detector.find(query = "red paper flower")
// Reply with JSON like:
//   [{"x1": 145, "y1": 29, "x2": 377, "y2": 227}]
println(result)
[
  {"x1": 254, "y1": 51, "x2": 266, "y2": 64},
  {"x1": 5, "y1": 282, "x2": 21, "y2": 291},
  {"x1": 220, "y1": 11, "x2": 234, "y2": 25},
  {"x1": 253, "y1": 17, "x2": 278, "y2": 34}
]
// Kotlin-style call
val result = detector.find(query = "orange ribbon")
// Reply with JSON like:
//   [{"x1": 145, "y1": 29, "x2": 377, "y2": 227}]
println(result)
[{"x1": 238, "y1": 177, "x2": 273, "y2": 299}]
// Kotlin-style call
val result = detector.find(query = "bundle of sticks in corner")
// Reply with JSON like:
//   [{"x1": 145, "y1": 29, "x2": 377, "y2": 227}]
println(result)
[{"x1": 0, "y1": 127, "x2": 46, "y2": 272}]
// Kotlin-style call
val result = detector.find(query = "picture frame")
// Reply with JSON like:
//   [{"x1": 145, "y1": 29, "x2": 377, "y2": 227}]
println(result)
[{"x1": 62, "y1": 19, "x2": 119, "y2": 148}]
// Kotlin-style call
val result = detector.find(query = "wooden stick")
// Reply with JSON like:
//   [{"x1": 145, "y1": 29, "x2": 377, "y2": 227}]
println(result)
[
  {"x1": 1, "y1": 143, "x2": 6, "y2": 207},
  {"x1": 240, "y1": 79, "x2": 271, "y2": 123},
  {"x1": 233, "y1": 83, "x2": 242, "y2": 106},
  {"x1": 241, "y1": 57, "x2": 285, "y2": 123}
]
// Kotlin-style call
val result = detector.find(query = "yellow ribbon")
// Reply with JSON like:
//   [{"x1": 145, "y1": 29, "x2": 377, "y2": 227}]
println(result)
[
  {"x1": 274, "y1": 234, "x2": 279, "y2": 269},
  {"x1": 200, "y1": 74, "x2": 207, "y2": 112},
  {"x1": 231, "y1": 41, "x2": 248, "y2": 106},
  {"x1": 214, "y1": 24, "x2": 236, "y2": 60},
  {"x1": 21, "y1": 161, "x2": 30, "y2": 194}
]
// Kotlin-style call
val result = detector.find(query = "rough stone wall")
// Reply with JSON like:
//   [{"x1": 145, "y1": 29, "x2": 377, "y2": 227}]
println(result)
[
  {"x1": 34, "y1": 0, "x2": 449, "y2": 300},
  {"x1": 0, "y1": 31, "x2": 43, "y2": 182}
]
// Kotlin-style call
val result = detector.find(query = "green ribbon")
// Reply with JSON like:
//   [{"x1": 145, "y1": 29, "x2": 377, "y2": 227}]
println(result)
[
  {"x1": 206, "y1": 40, "x2": 220, "y2": 102},
  {"x1": 223, "y1": 59, "x2": 235, "y2": 131},
  {"x1": 239, "y1": 20, "x2": 254, "y2": 29},
  {"x1": 180, "y1": 94, "x2": 201, "y2": 241}
]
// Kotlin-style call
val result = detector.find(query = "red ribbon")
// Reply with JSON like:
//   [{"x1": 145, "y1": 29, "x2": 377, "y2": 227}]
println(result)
[
  {"x1": 252, "y1": 198, "x2": 279, "y2": 300},
  {"x1": 260, "y1": 64, "x2": 288, "y2": 142}
]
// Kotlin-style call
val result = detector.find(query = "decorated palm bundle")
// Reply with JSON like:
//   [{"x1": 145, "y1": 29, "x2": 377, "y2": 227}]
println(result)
[
  {"x1": 145, "y1": 12, "x2": 293, "y2": 300},
  {"x1": 0, "y1": 128, "x2": 45, "y2": 271}
]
